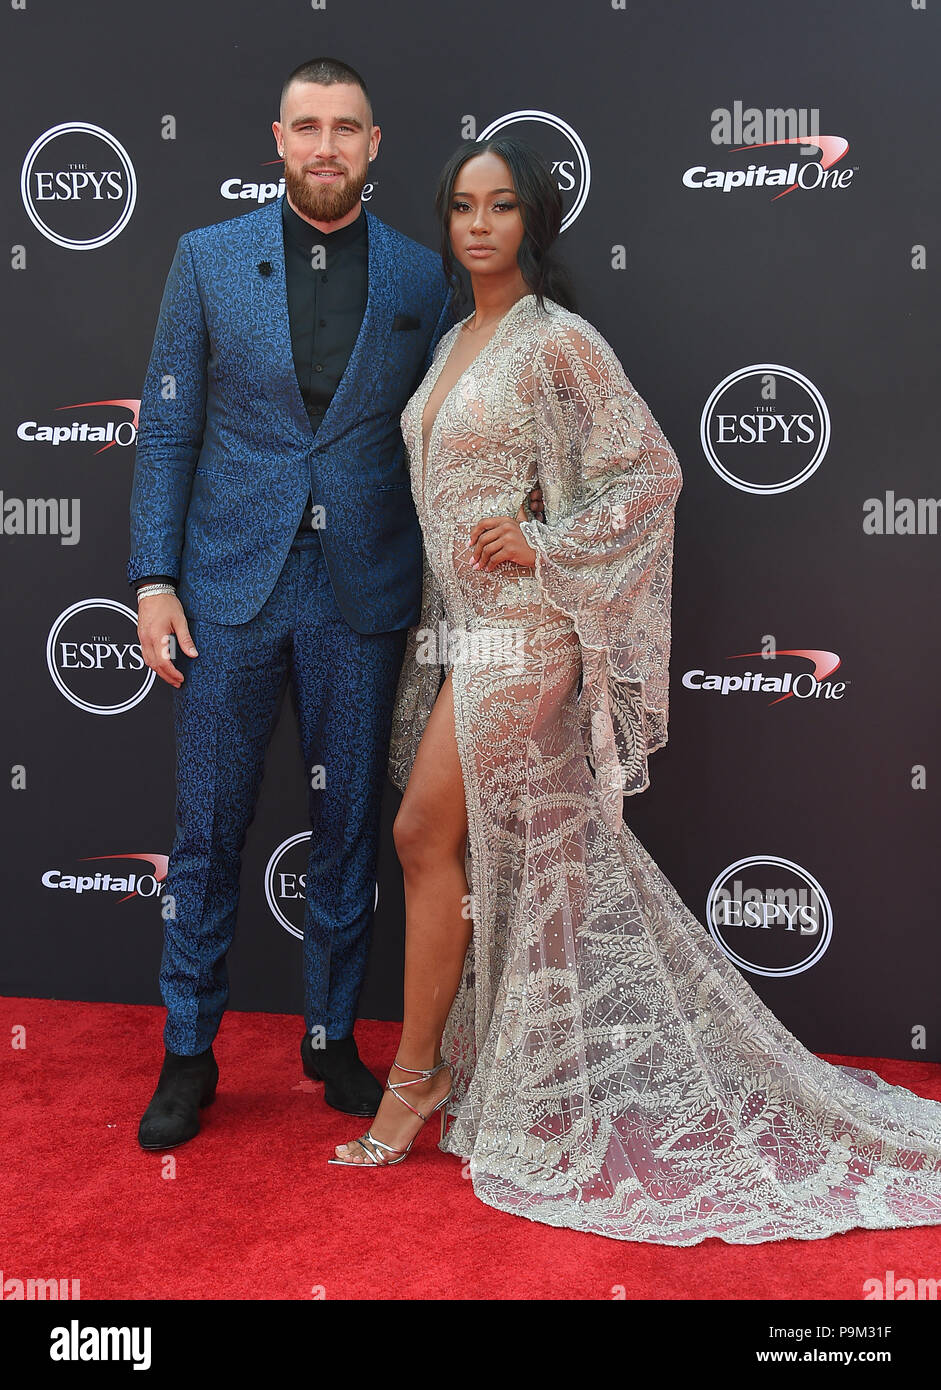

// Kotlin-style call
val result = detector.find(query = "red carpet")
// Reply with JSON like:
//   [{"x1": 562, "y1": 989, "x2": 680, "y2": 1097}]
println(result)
[{"x1": 2, "y1": 996, "x2": 940, "y2": 1300}]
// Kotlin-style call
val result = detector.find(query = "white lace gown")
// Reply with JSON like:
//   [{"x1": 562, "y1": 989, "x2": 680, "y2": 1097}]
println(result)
[{"x1": 388, "y1": 292, "x2": 941, "y2": 1245}]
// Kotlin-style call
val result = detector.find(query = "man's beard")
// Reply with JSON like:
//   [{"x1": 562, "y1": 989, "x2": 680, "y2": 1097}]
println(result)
[{"x1": 283, "y1": 157, "x2": 368, "y2": 223}]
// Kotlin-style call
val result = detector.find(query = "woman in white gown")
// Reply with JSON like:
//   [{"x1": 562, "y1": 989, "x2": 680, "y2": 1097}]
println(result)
[{"x1": 330, "y1": 137, "x2": 941, "y2": 1246}]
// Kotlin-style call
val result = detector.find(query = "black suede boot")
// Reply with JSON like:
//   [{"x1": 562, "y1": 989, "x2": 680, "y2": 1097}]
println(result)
[
  {"x1": 301, "y1": 1032, "x2": 383, "y2": 1116},
  {"x1": 138, "y1": 1046, "x2": 218, "y2": 1150}
]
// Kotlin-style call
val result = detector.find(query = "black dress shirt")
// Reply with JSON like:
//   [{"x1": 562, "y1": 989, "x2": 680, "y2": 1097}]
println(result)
[
  {"x1": 282, "y1": 195, "x2": 368, "y2": 535},
  {"x1": 136, "y1": 197, "x2": 369, "y2": 592}
]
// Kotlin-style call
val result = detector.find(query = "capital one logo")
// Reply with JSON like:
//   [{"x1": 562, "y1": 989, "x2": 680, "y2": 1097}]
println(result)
[
  {"x1": 684, "y1": 106, "x2": 854, "y2": 200},
  {"x1": 265, "y1": 833, "x2": 379, "y2": 940},
  {"x1": 46, "y1": 600, "x2": 153, "y2": 715},
  {"x1": 705, "y1": 855, "x2": 833, "y2": 977},
  {"x1": 220, "y1": 159, "x2": 377, "y2": 206},
  {"x1": 21, "y1": 122, "x2": 137, "y2": 250},
  {"x1": 682, "y1": 648, "x2": 848, "y2": 706},
  {"x1": 19, "y1": 398, "x2": 140, "y2": 454},
  {"x1": 477, "y1": 111, "x2": 590, "y2": 230},
  {"x1": 701, "y1": 365, "x2": 830, "y2": 494},
  {"x1": 42, "y1": 852, "x2": 168, "y2": 903}
]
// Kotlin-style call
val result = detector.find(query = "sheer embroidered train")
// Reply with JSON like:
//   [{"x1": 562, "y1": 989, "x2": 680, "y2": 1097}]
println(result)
[{"x1": 386, "y1": 293, "x2": 941, "y2": 1244}]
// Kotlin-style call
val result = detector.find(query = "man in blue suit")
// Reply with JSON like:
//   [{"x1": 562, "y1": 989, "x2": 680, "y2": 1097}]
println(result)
[{"x1": 130, "y1": 58, "x2": 458, "y2": 1148}]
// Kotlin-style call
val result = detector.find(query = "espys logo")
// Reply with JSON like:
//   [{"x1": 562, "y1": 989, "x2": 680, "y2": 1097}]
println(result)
[
  {"x1": 221, "y1": 159, "x2": 377, "y2": 205},
  {"x1": 21, "y1": 123, "x2": 137, "y2": 250},
  {"x1": 701, "y1": 365, "x2": 830, "y2": 494},
  {"x1": 265, "y1": 833, "x2": 379, "y2": 939},
  {"x1": 18, "y1": 399, "x2": 140, "y2": 454},
  {"x1": 682, "y1": 649, "x2": 848, "y2": 706},
  {"x1": 46, "y1": 600, "x2": 154, "y2": 715},
  {"x1": 477, "y1": 111, "x2": 589, "y2": 230},
  {"x1": 42, "y1": 853, "x2": 168, "y2": 902},
  {"x1": 705, "y1": 856, "x2": 834, "y2": 977}
]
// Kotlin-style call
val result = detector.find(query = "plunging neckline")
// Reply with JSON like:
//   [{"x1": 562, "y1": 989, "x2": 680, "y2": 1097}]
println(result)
[{"x1": 419, "y1": 293, "x2": 535, "y2": 498}]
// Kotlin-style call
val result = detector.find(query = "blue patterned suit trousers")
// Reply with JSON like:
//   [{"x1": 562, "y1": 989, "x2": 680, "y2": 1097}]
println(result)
[{"x1": 160, "y1": 527, "x2": 408, "y2": 1054}]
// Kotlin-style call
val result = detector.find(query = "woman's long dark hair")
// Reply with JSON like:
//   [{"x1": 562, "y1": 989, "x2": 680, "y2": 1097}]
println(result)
[{"x1": 434, "y1": 137, "x2": 576, "y2": 312}]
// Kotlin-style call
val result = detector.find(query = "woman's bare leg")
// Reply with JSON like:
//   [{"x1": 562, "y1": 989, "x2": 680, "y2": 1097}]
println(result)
[{"x1": 333, "y1": 670, "x2": 470, "y2": 1162}]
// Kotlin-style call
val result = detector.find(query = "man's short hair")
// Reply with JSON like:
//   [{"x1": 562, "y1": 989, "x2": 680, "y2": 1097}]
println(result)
[{"x1": 280, "y1": 57, "x2": 373, "y2": 123}]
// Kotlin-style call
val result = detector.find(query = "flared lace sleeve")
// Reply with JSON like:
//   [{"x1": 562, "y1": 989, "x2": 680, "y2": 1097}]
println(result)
[
  {"x1": 387, "y1": 541, "x2": 446, "y2": 793},
  {"x1": 518, "y1": 315, "x2": 682, "y2": 825}
]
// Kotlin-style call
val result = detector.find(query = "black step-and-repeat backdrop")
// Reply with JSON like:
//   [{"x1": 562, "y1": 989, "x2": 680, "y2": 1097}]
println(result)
[{"x1": 3, "y1": 1, "x2": 938, "y2": 1061}]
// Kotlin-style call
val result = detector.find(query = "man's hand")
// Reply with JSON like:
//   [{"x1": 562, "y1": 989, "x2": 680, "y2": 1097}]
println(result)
[
  {"x1": 138, "y1": 594, "x2": 198, "y2": 688},
  {"x1": 470, "y1": 503, "x2": 538, "y2": 572}
]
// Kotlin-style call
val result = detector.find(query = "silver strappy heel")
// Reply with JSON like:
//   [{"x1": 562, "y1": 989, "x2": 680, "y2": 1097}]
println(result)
[{"x1": 327, "y1": 1059, "x2": 453, "y2": 1167}]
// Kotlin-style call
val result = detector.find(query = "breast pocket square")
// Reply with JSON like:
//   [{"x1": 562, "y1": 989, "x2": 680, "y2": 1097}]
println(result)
[{"x1": 391, "y1": 312, "x2": 421, "y2": 331}]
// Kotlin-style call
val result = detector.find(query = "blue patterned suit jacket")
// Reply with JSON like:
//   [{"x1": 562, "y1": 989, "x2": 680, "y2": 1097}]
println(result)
[{"x1": 127, "y1": 196, "x2": 454, "y2": 632}]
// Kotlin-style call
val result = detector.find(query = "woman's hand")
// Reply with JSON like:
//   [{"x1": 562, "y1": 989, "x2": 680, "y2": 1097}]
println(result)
[{"x1": 469, "y1": 502, "x2": 538, "y2": 572}]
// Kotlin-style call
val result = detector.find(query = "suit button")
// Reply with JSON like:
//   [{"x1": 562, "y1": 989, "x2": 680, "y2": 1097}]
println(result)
[{"x1": 314, "y1": 364, "x2": 323, "y2": 372}]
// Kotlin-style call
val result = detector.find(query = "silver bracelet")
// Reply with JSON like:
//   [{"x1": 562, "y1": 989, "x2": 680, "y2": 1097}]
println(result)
[{"x1": 136, "y1": 583, "x2": 177, "y2": 602}]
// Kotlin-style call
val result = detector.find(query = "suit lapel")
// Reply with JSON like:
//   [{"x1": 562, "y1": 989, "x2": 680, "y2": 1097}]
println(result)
[
  {"x1": 251, "y1": 195, "x2": 313, "y2": 438},
  {"x1": 251, "y1": 197, "x2": 393, "y2": 450},
  {"x1": 314, "y1": 208, "x2": 392, "y2": 452}
]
